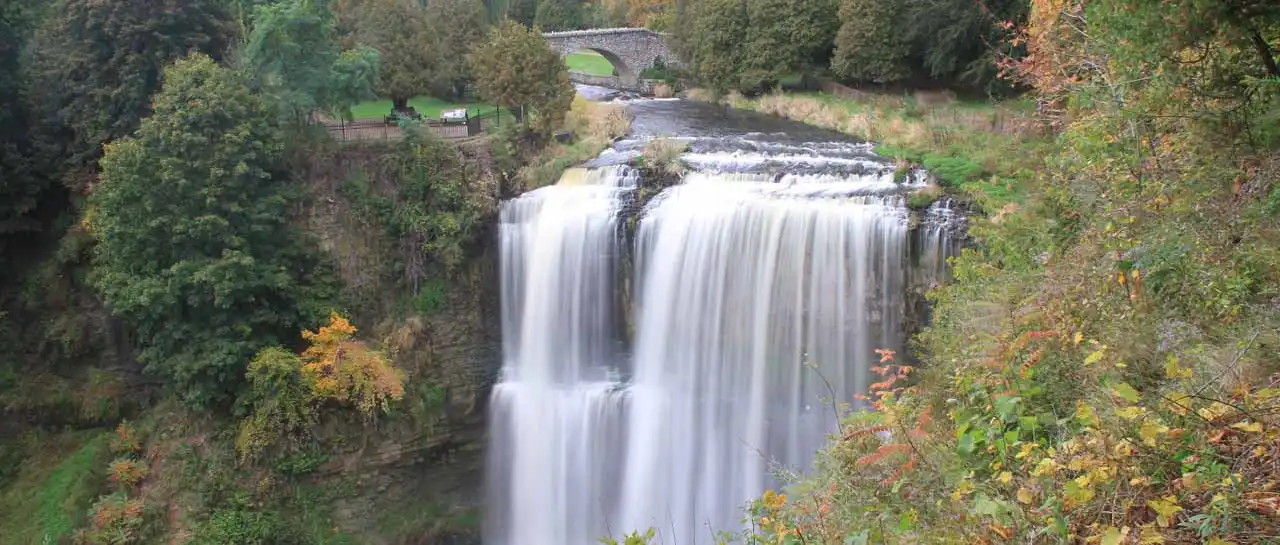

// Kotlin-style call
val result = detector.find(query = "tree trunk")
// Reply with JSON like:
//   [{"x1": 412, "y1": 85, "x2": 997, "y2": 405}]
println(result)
[
  {"x1": 1247, "y1": 28, "x2": 1280, "y2": 78},
  {"x1": 392, "y1": 96, "x2": 409, "y2": 112}
]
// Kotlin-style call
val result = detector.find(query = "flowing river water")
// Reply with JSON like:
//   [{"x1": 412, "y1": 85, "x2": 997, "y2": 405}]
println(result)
[{"x1": 484, "y1": 87, "x2": 964, "y2": 545}]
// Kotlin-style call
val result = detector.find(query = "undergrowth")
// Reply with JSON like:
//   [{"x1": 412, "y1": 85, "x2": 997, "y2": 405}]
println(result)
[{"x1": 501, "y1": 96, "x2": 632, "y2": 191}]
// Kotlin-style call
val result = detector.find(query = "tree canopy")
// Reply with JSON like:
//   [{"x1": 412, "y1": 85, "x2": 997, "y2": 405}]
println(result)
[
  {"x1": 468, "y1": 20, "x2": 574, "y2": 132},
  {"x1": 241, "y1": 0, "x2": 379, "y2": 125},
  {"x1": 356, "y1": 0, "x2": 439, "y2": 110},
  {"x1": 534, "y1": 0, "x2": 586, "y2": 31},
  {"x1": 90, "y1": 54, "x2": 333, "y2": 406},
  {"x1": 28, "y1": 0, "x2": 234, "y2": 187}
]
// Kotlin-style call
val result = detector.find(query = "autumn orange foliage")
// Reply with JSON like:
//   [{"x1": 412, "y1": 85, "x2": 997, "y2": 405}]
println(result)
[{"x1": 301, "y1": 312, "x2": 406, "y2": 417}]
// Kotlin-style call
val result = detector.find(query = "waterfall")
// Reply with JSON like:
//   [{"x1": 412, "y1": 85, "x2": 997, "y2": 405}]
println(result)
[
  {"x1": 488, "y1": 166, "x2": 636, "y2": 545},
  {"x1": 487, "y1": 153, "x2": 955, "y2": 545}
]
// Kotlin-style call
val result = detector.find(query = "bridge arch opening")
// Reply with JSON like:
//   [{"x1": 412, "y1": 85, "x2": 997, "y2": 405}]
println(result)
[{"x1": 564, "y1": 47, "x2": 635, "y2": 82}]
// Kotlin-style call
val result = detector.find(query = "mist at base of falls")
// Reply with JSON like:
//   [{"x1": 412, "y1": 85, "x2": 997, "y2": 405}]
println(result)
[{"x1": 485, "y1": 95, "x2": 963, "y2": 545}]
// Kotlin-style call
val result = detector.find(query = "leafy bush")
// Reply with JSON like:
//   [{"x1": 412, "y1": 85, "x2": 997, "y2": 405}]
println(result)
[
  {"x1": 73, "y1": 492, "x2": 146, "y2": 545},
  {"x1": 638, "y1": 138, "x2": 689, "y2": 176},
  {"x1": 301, "y1": 313, "x2": 405, "y2": 417},
  {"x1": 106, "y1": 458, "x2": 148, "y2": 493},
  {"x1": 237, "y1": 313, "x2": 404, "y2": 461},
  {"x1": 90, "y1": 54, "x2": 334, "y2": 407},
  {"x1": 188, "y1": 508, "x2": 301, "y2": 545}
]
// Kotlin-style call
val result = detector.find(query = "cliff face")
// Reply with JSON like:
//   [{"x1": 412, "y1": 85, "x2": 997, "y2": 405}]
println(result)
[{"x1": 294, "y1": 140, "x2": 503, "y2": 545}]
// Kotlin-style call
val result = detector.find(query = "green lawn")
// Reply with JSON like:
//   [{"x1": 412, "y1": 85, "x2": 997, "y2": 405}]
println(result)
[
  {"x1": 565, "y1": 50, "x2": 616, "y2": 77},
  {"x1": 347, "y1": 96, "x2": 506, "y2": 121}
]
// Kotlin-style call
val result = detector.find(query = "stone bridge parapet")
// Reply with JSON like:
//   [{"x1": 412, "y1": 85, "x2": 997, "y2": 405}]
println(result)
[{"x1": 543, "y1": 28, "x2": 681, "y2": 91}]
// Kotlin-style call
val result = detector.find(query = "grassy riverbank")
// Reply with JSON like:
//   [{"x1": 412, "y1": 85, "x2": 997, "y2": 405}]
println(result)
[
  {"x1": 713, "y1": 90, "x2": 1050, "y2": 214},
  {"x1": 565, "y1": 50, "x2": 615, "y2": 77}
]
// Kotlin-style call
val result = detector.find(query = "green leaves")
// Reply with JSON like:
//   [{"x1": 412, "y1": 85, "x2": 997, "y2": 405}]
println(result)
[
  {"x1": 242, "y1": 0, "x2": 376, "y2": 126},
  {"x1": 92, "y1": 55, "x2": 332, "y2": 407},
  {"x1": 468, "y1": 20, "x2": 574, "y2": 134}
]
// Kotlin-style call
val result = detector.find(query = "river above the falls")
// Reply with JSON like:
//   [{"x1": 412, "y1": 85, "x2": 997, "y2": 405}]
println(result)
[{"x1": 483, "y1": 86, "x2": 963, "y2": 545}]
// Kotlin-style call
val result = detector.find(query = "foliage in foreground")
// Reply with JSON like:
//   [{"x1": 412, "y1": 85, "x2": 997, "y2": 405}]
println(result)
[
  {"x1": 89, "y1": 54, "x2": 334, "y2": 407},
  {"x1": 237, "y1": 312, "x2": 405, "y2": 461},
  {"x1": 682, "y1": 0, "x2": 1280, "y2": 543}
]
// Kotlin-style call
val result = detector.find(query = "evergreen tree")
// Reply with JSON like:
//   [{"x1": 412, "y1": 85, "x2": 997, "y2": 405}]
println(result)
[
  {"x1": 690, "y1": 0, "x2": 748, "y2": 93},
  {"x1": 241, "y1": 0, "x2": 379, "y2": 125},
  {"x1": 90, "y1": 54, "x2": 333, "y2": 407},
  {"x1": 0, "y1": 0, "x2": 45, "y2": 251},
  {"x1": 426, "y1": 0, "x2": 490, "y2": 99},
  {"x1": 357, "y1": 0, "x2": 439, "y2": 111},
  {"x1": 27, "y1": 0, "x2": 234, "y2": 189},
  {"x1": 468, "y1": 20, "x2": 574, "y2": 132},
  {"x1": 831, "y1": 0, "x2": 911, "y2": 83},
  {"x1": 534, "y1": 0, "x2": 584, "y2": 31},
  {"x1": 507, "y1": 0, "x2": 537, "y2": 26}
]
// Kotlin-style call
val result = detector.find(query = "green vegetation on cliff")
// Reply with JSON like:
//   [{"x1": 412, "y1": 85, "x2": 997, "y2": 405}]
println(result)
[{"x1": 671, "y1": 1, "x2": 1280, "y2": 543}]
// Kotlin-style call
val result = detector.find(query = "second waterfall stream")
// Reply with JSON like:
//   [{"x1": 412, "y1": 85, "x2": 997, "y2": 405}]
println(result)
[{"x1": 485, "y1": 96, "x2": 962, "y2": 545}]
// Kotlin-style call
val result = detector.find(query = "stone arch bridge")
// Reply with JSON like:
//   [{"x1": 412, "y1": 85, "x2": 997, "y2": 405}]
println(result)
[{"x1": 542, "y1": 28, "x2": 681, "y2": 92}]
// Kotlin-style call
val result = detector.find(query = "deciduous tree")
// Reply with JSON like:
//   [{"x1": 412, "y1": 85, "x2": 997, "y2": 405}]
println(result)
[
  {"x1": 27, "y1": 0, "x2": 234, "y2": 188},
  {"x1": 831, "y1": 0, "x2": 910, "y2": 83},
  {"x1": 468, "y1": 20, "x2": 575, "y2": 132},
  {"x1": 241, "y1": 0, "x2": 378, "y2": 125},
  {"x1": 90, "y1": 54, "x2": 333, "y2": 406},
  {"x1": 356, "y1": 0, "x2": 438, "y2": 111},
  {"x1": 534, "y1": 0, "x2": 585, "y2": 31},
  {"x1": 425, "y1": 0, "x2": 490, "y2": 98}
]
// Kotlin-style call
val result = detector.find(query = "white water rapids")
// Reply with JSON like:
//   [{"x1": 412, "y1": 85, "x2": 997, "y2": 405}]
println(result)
[{"x1": 485, "y1": 127, "x2": 961, "y2": 544}]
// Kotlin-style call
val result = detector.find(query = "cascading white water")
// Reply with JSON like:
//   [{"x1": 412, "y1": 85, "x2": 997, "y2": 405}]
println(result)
[
  {"x1": 620, "y1": 174, "x2": 908, "y2": 543},
  {"x1": 487, "y1": 141, "x2": 956, "y2": 545},
  {"x1": 488, "y1": 166, "x2": 637, "y2": 545}
]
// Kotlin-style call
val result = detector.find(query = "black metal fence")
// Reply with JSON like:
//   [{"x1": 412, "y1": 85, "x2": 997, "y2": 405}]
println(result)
[{"x1": 326, "y1": 109, "x2": 506, "y2": 143}]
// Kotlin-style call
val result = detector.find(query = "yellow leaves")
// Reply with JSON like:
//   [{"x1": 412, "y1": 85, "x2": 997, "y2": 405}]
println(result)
[
  {"x1": 1138, "y1": 526, "x2": 1166, "y2": 544},
  {"x1": 1197, "y1": 402, "x2": 1233, "y2": 422},
  {"x1": 1098, "y1": 526, "x2": 1125, "y2": 545},
  {"x1": 1115, "y1": 406, "x2": 1145, "y2": 420},
  {"x1": 1146, "y1": 496, "x2": 1182, "y2": 527},
  {"x1": 1084, "y1": 345, "x2": 1108, "y2": 365},
  {"x1": 1016, "y1": 487, "x2": 1035, "y2": 504},
  {"x1": 997, "y1": 471, "x2": 1013, "y2": 484},
  {"x1": 1032, "y1": 457, "x2": 1059, "y2": 477},
  {"x1": 300, "y1": 312, "x2": 405, "y2": 417},
  {"x1": 1077, "y1": 403, "x2": 1101, "y2": 427},
  {"x1": 1110, "y1": 382, "x2": 1140, "y2": 403},
  {"x1": 1139, "y1": 420, "x2": 1170, "y2": 448},
  {"x1": 1207, "y1": 539, "x2": 1237, "y2": 545},
  {"x1": 952, "y1": 478, "x2": 975, "y2": 503},
  {"x1": 1014, "y1": 442, "x2": 1039, "y2": 460},
  {"x1": 1164, "y1": 355, "x2": 1192, "y2": 379},
  {"x1": 761, "y1": 489, "x2": 787, "y2": 511},
  {"x1": 1230, "y1": 420, "x2": 1263, "y2": 434}
]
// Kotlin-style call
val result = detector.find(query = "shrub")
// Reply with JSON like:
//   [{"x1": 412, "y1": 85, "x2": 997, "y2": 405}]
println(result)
[
  {"x1": 73, "y1": 493, "x2": 146, "y2": 545},
  {"x1": 109, "y1": 423, "x2": 141, "y2": 457},
  {"x1": 639, "y1": 138, "x2": 689, "y2": 176},
  {"x1": 301, "y1": 313, "x2": 405, "y2": 417},
  {"x1": 235, "y1": 347, "x2": 316, "y2": 462},
  {"x1": 106, "y1": 458, "x2": 148, "y2": 493},
  {"x1": 188, "y1": 508, "x2": 300, "y2": 545},
  {"x1": 237, "y1": 313, "x2": 405, "y2": 461}
]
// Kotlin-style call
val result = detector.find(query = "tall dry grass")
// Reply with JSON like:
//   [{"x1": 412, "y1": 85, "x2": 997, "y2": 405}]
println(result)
[{"x1": 519, "y1": 97, "x2": 633, "y2": 190}]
